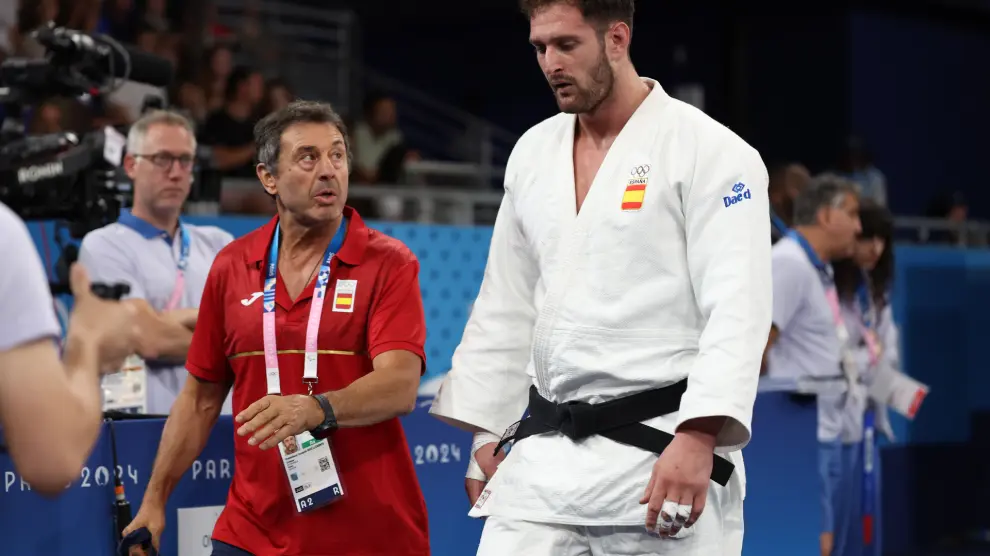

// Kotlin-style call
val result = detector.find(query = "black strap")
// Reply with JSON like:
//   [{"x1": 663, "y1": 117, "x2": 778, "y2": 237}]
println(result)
[{"x1": 494, "y1": 383, "x2": 735, "y2": 487}]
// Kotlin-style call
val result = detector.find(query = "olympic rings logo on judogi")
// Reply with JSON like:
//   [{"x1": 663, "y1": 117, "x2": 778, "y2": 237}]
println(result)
[{"x1": 630, "y1": 164, "x2": 650, "y2": 177}]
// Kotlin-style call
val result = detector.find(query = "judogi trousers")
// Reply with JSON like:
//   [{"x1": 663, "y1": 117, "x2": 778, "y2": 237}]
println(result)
[{"x1": 476, "y1": 486, "x2": 745, "y2": 556}]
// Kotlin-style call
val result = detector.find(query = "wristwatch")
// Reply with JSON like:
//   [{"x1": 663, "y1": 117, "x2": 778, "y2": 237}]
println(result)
[{"x1": 310, "y1": 394, "x2": 338, "y2": 435}]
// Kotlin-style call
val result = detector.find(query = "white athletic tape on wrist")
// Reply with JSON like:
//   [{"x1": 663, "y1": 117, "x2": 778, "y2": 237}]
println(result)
[
  {"x1": 465, "y1": 431, "x2": 500, "y2": 481},
  {"x1": 465, "y1": 455, "x2": 486, "y2": 481},
  {"x1": 471, "y1": 431, "x2": 501, "y2": 457}
]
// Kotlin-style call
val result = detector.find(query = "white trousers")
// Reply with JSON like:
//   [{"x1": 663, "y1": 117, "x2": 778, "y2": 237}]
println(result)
[{"x1": 477, "y1": 502, "x2": 744, "y2": 556}]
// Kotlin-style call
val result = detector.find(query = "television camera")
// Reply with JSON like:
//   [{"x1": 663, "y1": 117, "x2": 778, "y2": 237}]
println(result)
[{"x1": 0, "y1": 23, "x2": 214, "y2": 296}]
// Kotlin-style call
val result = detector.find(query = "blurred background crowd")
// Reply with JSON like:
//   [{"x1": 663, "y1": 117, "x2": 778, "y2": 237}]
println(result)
[{"x1": 4, "y1": 0, "x2": 987, "y2": 244}]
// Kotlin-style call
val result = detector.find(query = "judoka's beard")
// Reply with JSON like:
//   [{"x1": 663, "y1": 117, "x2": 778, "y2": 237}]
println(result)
[{"x1": 554, "y1": 48, "x2": 614, "y2": 114}]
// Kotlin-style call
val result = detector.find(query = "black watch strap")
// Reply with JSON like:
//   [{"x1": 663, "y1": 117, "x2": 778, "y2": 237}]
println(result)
[{"x1": 311, "y1": 394, "x2": 338, "y2": 434}]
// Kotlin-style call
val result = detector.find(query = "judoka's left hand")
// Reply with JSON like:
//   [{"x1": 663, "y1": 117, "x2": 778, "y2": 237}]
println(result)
[
  {"x1": 640, "y1": 418, "x2": 721, "y2": 536},
  {"x1": 235, "y1": 394, "x2": 322, "y2": 450}
]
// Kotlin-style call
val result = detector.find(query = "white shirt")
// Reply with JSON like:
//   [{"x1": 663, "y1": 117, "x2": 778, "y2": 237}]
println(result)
[
  {"x1": 0, "y1": 203, "x2": 60, "y2": 352},
  {"x1": 762, "y1": 235, "x2": 845, "y2": 441}
]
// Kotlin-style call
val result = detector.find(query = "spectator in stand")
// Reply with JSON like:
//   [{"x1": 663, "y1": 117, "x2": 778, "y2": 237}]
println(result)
[
  {"x1": 837, "y1": 136, "x2": 887, "y2": 207},
  {"x1": 199, "y1": 44, "x2": 234, "y2": 112},
  {"x1": 924, "y1": 191, "x2": 982, "y2": 246},
  {"x1": 102, "y1": 0, "x2": 139, "y2": 43},
  {"x1": 199, "y1": 66, "x2": 264, "y2": 178},
  {"x1": 352, "y1": 93, "x2": 405, "y2": 184},
  {"x1": 10, "y1": 0, "x2": 58, "y2": 59},
  {"x1": 106, "y1": 23, "x2": 167, "y2": 123},
  {"x1": 768, "y1": 162, "x2": 811, "y2": 243},
  {"x1": 64, "y1": 0, "x2": 102, "y2": 34},
  {"x1": 29, "y1": 99, "x2": 62, "y2": 133},
  {"x1": 261, "y1": 78, "x2": 295, "y2": 116},
  {"x1": 173, "y1": 78, "x2": 209, "y2": 126},
  {"x1": 141, "y1": 0, "x2": 169, "y2": 33}
]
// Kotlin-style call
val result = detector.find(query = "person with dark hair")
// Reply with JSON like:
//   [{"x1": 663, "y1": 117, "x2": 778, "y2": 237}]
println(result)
[
  {"x1": 828, "y1": 200, "x2": 901, "y2": 556},
  {"x1": 430, "y1": 0, "x2": 772, "y2": 553},
  {"x1": 352, "y1": 92, "x2": 404, "y2": 183},
  {"x1": 198, "y1": 66, "x2": 265, "y2": 177},
  {"x1": 768, "y1": 161, "x2": 811, "y2": 243},
  {"x1": 122, "y1": 100, "x2": 430, "y2": 556}
]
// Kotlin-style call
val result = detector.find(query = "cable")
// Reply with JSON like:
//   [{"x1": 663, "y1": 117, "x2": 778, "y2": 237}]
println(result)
[{"x1": 106, "y1": 418, "x2": 132, "y2": 544}]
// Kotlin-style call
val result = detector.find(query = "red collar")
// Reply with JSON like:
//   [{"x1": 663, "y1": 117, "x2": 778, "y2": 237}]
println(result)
[{"x1": 245, "y1": 206, "x2": 369, "y2": 266}]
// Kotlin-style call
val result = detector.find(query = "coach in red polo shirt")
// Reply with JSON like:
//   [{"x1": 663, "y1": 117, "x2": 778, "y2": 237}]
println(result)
[{"x1": 123, "y1": 101, "x2": 429, "y2": 556}]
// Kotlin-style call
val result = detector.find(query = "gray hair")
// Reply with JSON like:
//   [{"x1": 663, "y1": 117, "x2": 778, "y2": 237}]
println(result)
[
  {"x1": 125, "y1": 109, "x2": 197, "y2": 154},
  {"x1": 254, "y1": 100, "x2": 352, "y2": 176},
  {"x1": 792, "y1": 173, "x2": 860, "y2": 226}
]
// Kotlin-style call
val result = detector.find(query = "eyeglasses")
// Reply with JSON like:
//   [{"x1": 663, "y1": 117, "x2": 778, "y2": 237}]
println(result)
[{"x1": 134, "y1": 152, "x2": 195, "y2": 170}]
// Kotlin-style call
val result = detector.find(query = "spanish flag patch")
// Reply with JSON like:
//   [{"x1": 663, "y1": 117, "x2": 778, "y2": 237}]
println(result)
[
  {"x1": 332, "y1": 279, "x2": 357, "y2": 313},
  {"x1": 621, "y1": 179, "x2": 647, "y2": 211}
]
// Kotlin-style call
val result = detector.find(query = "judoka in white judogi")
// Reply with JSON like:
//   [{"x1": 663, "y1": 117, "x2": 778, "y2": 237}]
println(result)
[
  {"x1": 429, "y1": 3, "x2": 772, "y2": 554},
  {"x1": 430, "y1": 80, "x2": 771, "y2": 556}
]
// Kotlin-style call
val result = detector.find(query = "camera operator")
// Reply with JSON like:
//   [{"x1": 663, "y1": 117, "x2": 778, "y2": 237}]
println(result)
[
  {"x1": 78, "y1": 109, "x2": 234, "y2": 415},
  {"x1": 0, "y1": 202, "x2": 140, "y2": 494}
]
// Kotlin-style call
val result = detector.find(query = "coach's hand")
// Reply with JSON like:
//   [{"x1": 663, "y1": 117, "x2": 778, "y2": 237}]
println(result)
[
  {"x1": 639, "y1": 418, "x2": 722, "y2": 537},
  {"x1": 236, "y1": 394, "x2": 322, "y2": 450},
  {"x1": 121, "y1": 500, "x2": 165, "y2": 553}
]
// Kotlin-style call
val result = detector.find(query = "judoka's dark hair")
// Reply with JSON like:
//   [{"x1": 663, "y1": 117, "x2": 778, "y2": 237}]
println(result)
[
  {"x1": 792, "y1": 173, "x2": 859, "y2": 227},
  {"x1": 519, "y1": 0, "x2": 634, "y2": 32},
  {"x1": 254, "y1": 100, "x2": 353, "y2": 177},
  {"x1": 833, "y1": 200, "x2": 895, "y2": 311}
]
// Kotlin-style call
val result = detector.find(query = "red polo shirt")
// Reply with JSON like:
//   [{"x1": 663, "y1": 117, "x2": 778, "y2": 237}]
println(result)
[{"x1": 186, "y1": 207, "x2": 429, "y2": 556}]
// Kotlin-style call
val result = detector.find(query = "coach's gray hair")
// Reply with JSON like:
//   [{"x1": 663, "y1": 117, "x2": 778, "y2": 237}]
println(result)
[
  {"x1": 254, "y1": 100, "x2": 352, "y2": 176},
  {"x1": 126, "y1": 109, "x2": 197, "y2": 154},
  {"x1": 792, "y1": 173, "x2": 860, "y2": 226}
]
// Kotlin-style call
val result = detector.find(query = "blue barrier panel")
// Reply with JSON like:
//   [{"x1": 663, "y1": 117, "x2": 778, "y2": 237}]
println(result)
[
  {"x1": 0, "y1": 418, "x2": 234, "y2": 555},
  {"x1": 742, "y1": 393, "x2": 822, "y2": 555},
  {"x1": 0, "y1": 395, "x2": 836, "y2": 556}
]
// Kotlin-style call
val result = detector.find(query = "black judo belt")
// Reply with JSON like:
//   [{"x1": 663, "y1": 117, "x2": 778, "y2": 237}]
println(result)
[{"x1": 493, "y1": 380, "x2": 735, "y2": 487}]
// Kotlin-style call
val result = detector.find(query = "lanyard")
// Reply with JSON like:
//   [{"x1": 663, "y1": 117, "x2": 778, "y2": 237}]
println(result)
[
  {"x1": 862, "y1": 407, "x2": 876, "y2": 547},
  {"x1": 856, "y1": 279, "x2": 882, "y2": 367},
  {"x1": 788, "y1": 231, "x2": 858, "y2": 386},
  {"x1": 770, "y1": 210, "x2": 788, "y2": 238},
  {"x1": 262, "y1": 218, "x2": 347, "y2": 396},
  {"x1": 788, "y1": 230, "x2": 846, "y2": 336},
  {"x1": 165, "y1": 223, "x2": 191, "y2": 311}
]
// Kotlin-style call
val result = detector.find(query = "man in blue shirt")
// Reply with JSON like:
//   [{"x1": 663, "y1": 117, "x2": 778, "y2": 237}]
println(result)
[
  {"x1": 79, "y1": 110, "x2": 234, "y2": 415},
  {"x1": 760, "y1": 173, "x2": 861, "y2": 556}
]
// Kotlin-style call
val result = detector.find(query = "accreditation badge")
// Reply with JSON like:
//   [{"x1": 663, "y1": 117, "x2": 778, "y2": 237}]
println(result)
[
  {"x1": 279, "y1": 431, "x2": 345, "y2": 512},
  {"x1": 101, "y1": 354, "x2": 147, "y2": 414}
]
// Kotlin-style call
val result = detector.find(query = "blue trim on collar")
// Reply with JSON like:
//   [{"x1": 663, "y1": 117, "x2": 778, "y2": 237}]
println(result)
[
  {"x1": 118, "y1": 210, "x2": 177, "y2": 245},
  {"x1": 786, "y1": 229, "x2": 833, "y2": 284},
  {"x1": 770, "y1": 209, "x2": 789, "y2": 236}
]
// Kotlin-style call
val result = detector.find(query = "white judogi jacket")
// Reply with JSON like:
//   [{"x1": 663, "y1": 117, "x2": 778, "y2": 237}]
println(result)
[{"x1": 430, "y1": 79, "x2": 772, "y2": 526}]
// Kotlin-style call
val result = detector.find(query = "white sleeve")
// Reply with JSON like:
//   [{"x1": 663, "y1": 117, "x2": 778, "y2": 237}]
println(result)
[
  {"x1": 676, "y1": 145, "x2": 772, "y2": 452},
  {"x1": 0, "y1": 204, "x2": 60, "y2": 352},
  {"x1": 429, "y1": 152, "x2": 539, "y2": 437},
  {"x1": 878, "y1": 304, "x2": 900, "y2": 369}
]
